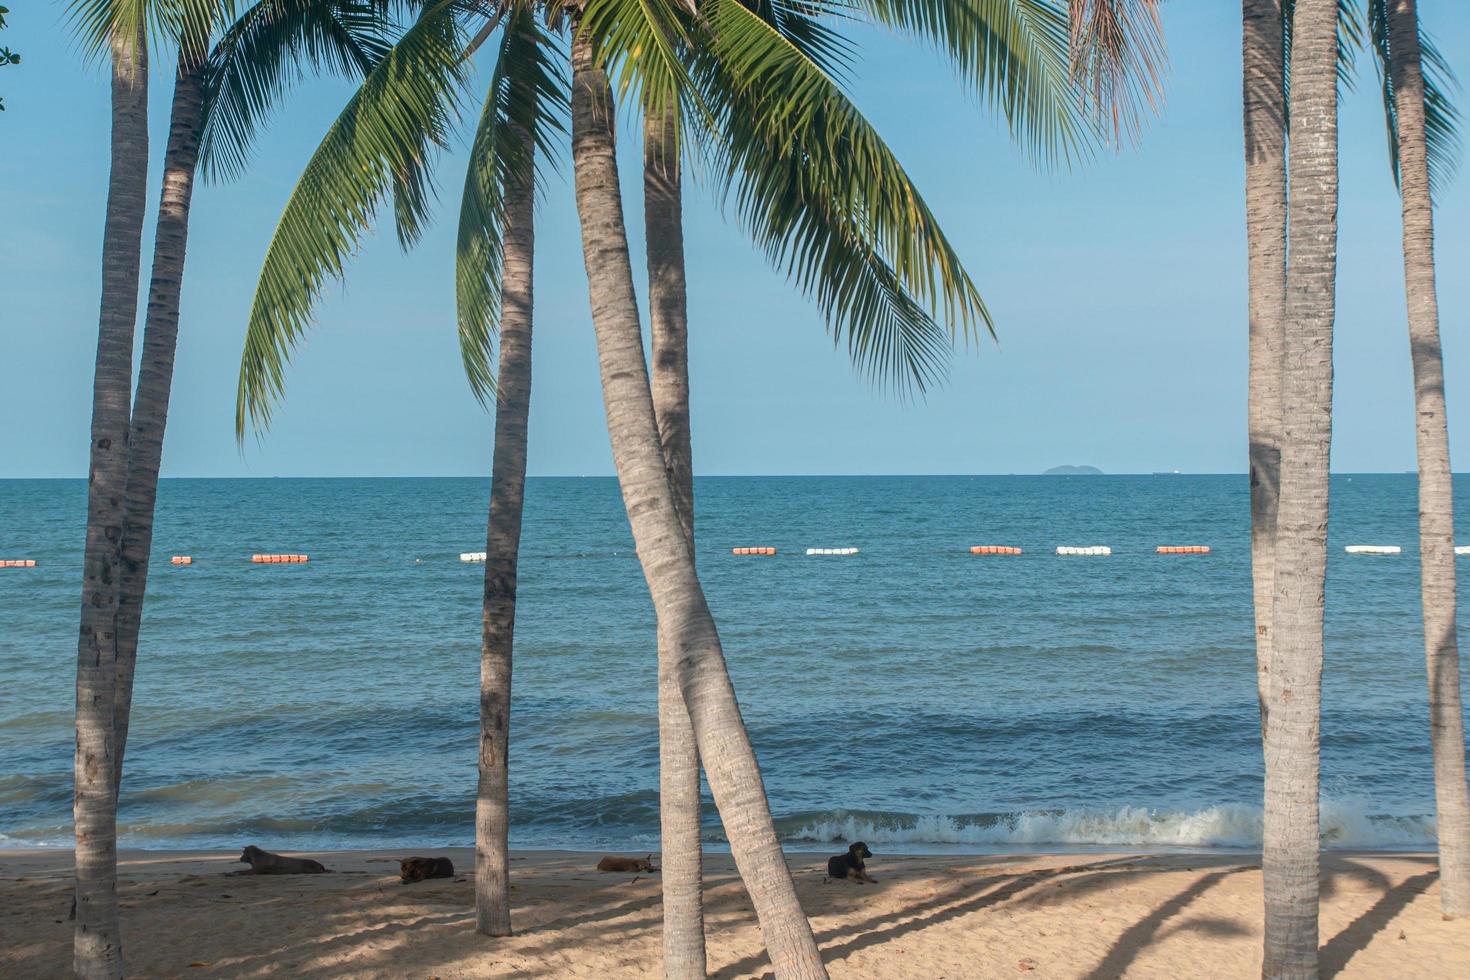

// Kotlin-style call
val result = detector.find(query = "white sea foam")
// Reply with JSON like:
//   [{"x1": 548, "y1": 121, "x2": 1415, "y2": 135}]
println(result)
[{"x1": 779, "y1": 800, "x2": 1436, "y2": 850}]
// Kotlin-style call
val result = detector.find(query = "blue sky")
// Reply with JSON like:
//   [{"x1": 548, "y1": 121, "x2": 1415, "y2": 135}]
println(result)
[{"x1": 2, "y1": 2, "x2": 1468, "y2": 477}]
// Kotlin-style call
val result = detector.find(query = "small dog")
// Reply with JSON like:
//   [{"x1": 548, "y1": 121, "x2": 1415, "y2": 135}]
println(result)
[
  {"x1": 237, "y1": 845, "x2": 328, "y2": 875},
  {"x1": 826, "y1": 842, "x2": 875, "y2": 883},
  {"x1": 399, "y1": 856, "x2": 455, "y2": 883},
  {"x1": 597, "y1": 854, "x2": 658, "y2": 873}
]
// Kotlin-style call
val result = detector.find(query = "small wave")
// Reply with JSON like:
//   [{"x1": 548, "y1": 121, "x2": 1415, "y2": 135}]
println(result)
[{"x1": 767, "y1": 799, "x2": 1436, "y2": 850}]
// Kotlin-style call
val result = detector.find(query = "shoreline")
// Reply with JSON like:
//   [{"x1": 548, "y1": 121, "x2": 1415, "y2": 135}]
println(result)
[{"x1": 4, "y1": 848, "x2": 1463, "y2": 977}]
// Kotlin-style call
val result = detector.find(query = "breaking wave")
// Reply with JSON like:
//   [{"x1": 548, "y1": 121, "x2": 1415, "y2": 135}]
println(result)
[{"x1": 766, "y1": 799, "x2": 1436, "y2": 850}]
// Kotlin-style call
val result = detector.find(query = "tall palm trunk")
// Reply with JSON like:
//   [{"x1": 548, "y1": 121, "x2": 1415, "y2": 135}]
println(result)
[
  {"x1": 1262, "y1": 0, "x2": 1338, "y2": 976},
  {"x1": 644, "y1": 101, "x2": 706, "y2": 978},
  {"x1": 113, "y1": 48, "x2": 207, "y2": 796},
  {"x1": 474, "y1": 118, "x2": 537, "y2": 939},
  {"x1": 569, "y1": 31, "x2": 825, "y2": 980},
  {"x1": 1387, "y1": 0, "x2": 1470, "y2": 919},
  {"x1": 74, "y1": 24, "x2": 148, "y2": 980},
  {"x1": 1242, "y1": 0, "x2": 1287, "y2": 728}
]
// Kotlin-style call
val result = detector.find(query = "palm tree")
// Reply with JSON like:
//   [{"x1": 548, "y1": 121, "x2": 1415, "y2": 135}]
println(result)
[
  {"x1": 1242, "y1": 0, "x2": 1287, "y2": 734},
  {"x1": 71, "y1": 16, "x2": 148, "y2": 977},
  {"x1": 1262, "y1": 0, "x2": 1339, "y2": 975},
  {"x1": 457, "y1": 6, "x2": 561, "y2": 934},
  {"x1": 66, "y1": 2, "x2": 391, "y2": 973},
  {"x1": 1369, "y1": 0, "x2": 1470, "y2": 918},
  {"x1": 645, "y1": 3, "x2": 1166, "y2": 967}
]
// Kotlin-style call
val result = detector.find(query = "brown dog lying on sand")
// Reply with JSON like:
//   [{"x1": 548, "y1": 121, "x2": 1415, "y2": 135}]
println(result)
[
  {"x1": 237, "y1": 845, "x2": 328, "y2": 875},
  {"x1": 597, "y1": 854, "x2": 658, "y2": 873},
  {"x1": 400, "y1": 856, "x2": 455, "y2": 882},
  {"x1": 826, "y1": 842, "x2": 875, "y2": 883}
]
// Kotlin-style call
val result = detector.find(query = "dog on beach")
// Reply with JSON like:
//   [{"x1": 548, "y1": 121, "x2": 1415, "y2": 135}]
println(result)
[
  {"x1": 237, "y1": 845, "x2": 328, "y2": 875},
  {"x1": 400, "y1": 856, "x2": 455, "y2": 882},
  {"x1": 826, "y1": 842, "x2": 875, "y2": 883},
  {"x1": 597, "y1": 854, "x2": 658, "y2": 873}
]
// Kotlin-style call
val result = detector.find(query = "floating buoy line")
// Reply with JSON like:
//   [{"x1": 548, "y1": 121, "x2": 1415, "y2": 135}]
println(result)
[{"x1": 10, "y1": 541, "x2": 1467, "y2": 568}]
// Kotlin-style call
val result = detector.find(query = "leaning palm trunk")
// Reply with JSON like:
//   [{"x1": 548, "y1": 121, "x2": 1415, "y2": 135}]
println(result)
[
  {"x1": 1242, "y1": 0, "x2": 1287, "y2": 728},
  {"x1": 1386, "y1": 0, "x2": 1470, "y2": 919},
  {"x1": 1262, "y1": 0, "x2": 1339, "y2": 976},
  {"x1": 474, "y1": 119, "x2": 537, "y2": 939},
  {"x1": 644, "y1": 100, "x2": 707, "y2": 977},
  {"x1": 74, "y1": 23, "x2": 149, "y2": 980},
  {"x1": 113, "y1": 48, "x2": 207, "y2": 796},
  {"x1": 569, "y1": 32, "x2": 825, "y2": 980}
]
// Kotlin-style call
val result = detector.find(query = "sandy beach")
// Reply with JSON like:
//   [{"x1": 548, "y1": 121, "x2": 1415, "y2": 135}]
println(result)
[{"x1": 1, "y1": 848, "x2": 1464, "y2": 978}]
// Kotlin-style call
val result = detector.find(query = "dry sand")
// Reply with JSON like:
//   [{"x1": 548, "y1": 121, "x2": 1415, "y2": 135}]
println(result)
[{"x1": 1, "y1": 849, "x2": 1464, "y2": 978}]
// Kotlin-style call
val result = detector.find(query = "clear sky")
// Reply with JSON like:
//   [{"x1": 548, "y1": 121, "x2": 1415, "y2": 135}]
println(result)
[{"x1": 2, "y1": 2, "x2": 1468, "y2": 478}]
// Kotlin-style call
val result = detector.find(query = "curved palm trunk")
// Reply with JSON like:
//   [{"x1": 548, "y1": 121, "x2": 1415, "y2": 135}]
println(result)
[
  {"x1": 569, "y1": 33, "x2": 825, "y2": 980},
  {"x1": 474, "y1": 120, "x2": 537, "y2": 939},
  {"x1": 1262, "y1": 1, "x2": 1338, "y2": 976},
  {"x1": 1386, "y1": 0, "x2": 1470, "y2": 919},
  {"x1": 1242, "y1": 0, "x2": 1287, "y2": 728},
  {"x1": 644, "y1": 101, "x2": 707, "y2": 978},
  {"x1": 74, "y1": 24, "x2": 148, "y2": 980},
  {"x1": 113, "y1": 49, "x2": 207, "y2": 796}
]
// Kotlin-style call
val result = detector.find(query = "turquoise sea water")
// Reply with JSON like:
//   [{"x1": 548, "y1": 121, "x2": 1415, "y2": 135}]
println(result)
[{"x1": 0, "y1": 474, "x2": 1464, "y2": 853}]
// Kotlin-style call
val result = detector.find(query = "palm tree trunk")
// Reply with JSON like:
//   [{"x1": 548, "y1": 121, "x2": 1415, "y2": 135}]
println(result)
[
  {"x1": 569, "y1": 32, "x2": 825, "y2": 980},
  {"x1": 113, "y1": 48, "x2": 207, "y2": 797},
  {"x1": 475, "y1": 120, "x2": 537, "y2": 938},
  {"x1": 74, "y1": 23, "x2": 148, "y2": 980},
  {"x1": 1386, "y1": 0, "x2": 1470, "y2": 919},
  {"x1": 1262, "y1": 1, "x2": 1338, "y2": 976},
  {"x1": 644, "y1": 100, "x2": 707, "y2": 978},
  {"x1": 1242, "y1": 0, "x2": 1287, "y2": 730}
]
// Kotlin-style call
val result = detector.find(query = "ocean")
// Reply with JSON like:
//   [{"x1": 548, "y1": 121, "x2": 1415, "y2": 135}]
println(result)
[{"x1": 0, "y1": 474, "x2": 1462, "y2": 854}]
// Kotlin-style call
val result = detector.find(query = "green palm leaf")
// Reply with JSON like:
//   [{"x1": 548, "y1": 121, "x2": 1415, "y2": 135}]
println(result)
[
  {"x1": 200, "y1": 0, "x2": 396, "y2": 184},
  {"x1": 693, "y1": 0, "x2": 991, "y2": 393},
  {"x1": 456, "y1": 5, "x2": 567, "y2": 403},
  {"x1": 236, "y1": 0, "x2": 467, "y2": 437}
]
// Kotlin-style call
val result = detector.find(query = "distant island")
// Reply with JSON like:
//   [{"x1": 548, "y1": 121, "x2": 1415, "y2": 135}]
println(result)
[{"x1": 1043, "y1": 465, "x2": 1103, "y2": 475}]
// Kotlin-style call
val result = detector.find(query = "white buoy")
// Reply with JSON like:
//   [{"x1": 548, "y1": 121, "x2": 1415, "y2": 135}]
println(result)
[
  {"x1": 1345, "y1": 545, "x2": 1401, "y2": 555},
  {"x1": 806, "y1": 547, "x2": 859, "y2": 556},
  {"x1": 460, "y1": 552, "x2": 487, "y2": 562},
  {"x1": 1456, "y1": 546, "x2": 1470, "y2": 556},
  {"x1": 1056, "y1": 546, "x2": 1111, "y2": 556}
]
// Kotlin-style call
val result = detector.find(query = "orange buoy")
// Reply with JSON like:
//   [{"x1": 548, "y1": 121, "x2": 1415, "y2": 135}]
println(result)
[
  {"x1": 252, "y1": 554, "x2": 309, "y2": 563},
  {"x1": 1, "y1": 559, "x2": 37, "y2": 567},
  {"x1": 731, "y1": 547, "x2": 776, "y2": 556},
  {"x1": 1156, "y1": 546, "x2": 1210, "y2": 554},
  {"x1": 970, "y1": 546, "x2": 1022, "y2": 555},
  {"x1": 171, "y1": 556, "x2": 193, "y2": 565}
]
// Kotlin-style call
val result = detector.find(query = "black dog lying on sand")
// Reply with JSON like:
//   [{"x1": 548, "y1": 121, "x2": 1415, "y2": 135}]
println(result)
[
  {"x1": 400, "y1": 856, "x2": 455, "y2": 882},
  {"x1": 237, "y1": 845, "x2": 329, "y2": 875},
  {"x1": 826, "y1": 842, "x2": 875, "y2": 883}
]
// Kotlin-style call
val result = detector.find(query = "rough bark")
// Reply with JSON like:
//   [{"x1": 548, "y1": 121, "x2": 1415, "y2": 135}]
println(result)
[
  {"x1": 569, "y1": 32, "x2": 826, "y2": 980},
  {"x1": 1242, "y1": 0, "x2": 1287, "y2": 729},
  {"x1": 1386, "y1": 0, "x2": 1470, "y2": 919},
  {"x1": 74, "y1": 23, "x2": 148, "y2": 980},
  {"x1": 644, "y1": 99, "x2": 707, "y2": 978},
  {"x1": 475, "y1": 122, "x2": 537, "y2": 938},
  {"x1": 1262, "y1": 0, "x2": 1338, "y2": 976},
  {"x1": 113, "y1": 49, "x2": 206, "y2": 796}
]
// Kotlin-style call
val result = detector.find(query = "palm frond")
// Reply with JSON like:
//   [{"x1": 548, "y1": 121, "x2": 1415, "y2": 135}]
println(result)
[
  {"x1": 201, "y1": 0, "x2": 396, "y2": 184},
  {"x1": 693, "y1": 0, "x2": 996, "y2": 394},
  {"x1": 455, "y1": 5, "x2": 567, "y2": 403},
  {"x1": 67, "y1": 0, "x2": 225, "y2": 61},
  {"x1": 236, "y1": 0, "x2": 467, "y2": 438},
  {"x1": 578, "y1": 0, "x2": 694, "y2": 122},
  {"x1": 1365, "y1": 0, "x2": 1461, "y2": 200},
  {"x1": 1065, "y1": 0, "x2": 1167, "y2": 147},
  {"x1": 850, "y1": 0, "x2": 1093, "y2": 165}
]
